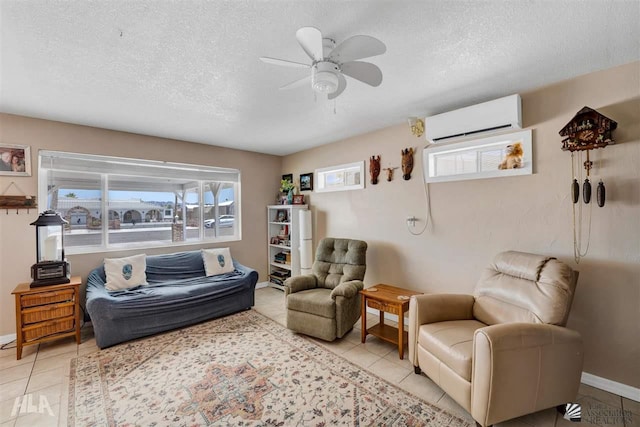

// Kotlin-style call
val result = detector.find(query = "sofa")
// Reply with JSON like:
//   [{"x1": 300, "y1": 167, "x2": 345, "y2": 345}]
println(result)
[{"x1": 86, "y1": 250, "x2": 258, "y2": 348}]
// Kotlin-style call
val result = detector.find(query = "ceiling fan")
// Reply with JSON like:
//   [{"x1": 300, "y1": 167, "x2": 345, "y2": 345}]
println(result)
[{"x1": 260, "y1": 27, "x2": 386, "y2": 100}]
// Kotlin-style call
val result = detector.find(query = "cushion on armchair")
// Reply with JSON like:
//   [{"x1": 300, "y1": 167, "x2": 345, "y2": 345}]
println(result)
[
  {"x1": 287, "y1": 288, "x2": 334, "y2": 318},
  {"x1": 473, "y1": 251, "x2": 578, "y2": 326},
  {"x1": 312, "y1": 238, "x2": 367, "y2": 289},
  {"x1": 420, "y1": 319, "x2": 486, "y2": 381}
]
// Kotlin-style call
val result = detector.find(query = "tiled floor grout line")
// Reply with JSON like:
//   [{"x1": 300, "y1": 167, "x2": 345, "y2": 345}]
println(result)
[{"x1": 24, "y1": 344, "x2": 40, "y2": 397}]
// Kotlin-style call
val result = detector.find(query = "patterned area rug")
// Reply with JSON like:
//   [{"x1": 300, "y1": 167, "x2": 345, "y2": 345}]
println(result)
[{"x1": 69, "y1": 310, "x2": 471, "y2": 426}]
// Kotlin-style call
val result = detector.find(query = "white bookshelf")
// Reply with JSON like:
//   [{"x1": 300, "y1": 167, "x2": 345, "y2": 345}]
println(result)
[{"x1": 267, "y1": 204, "x2": 308, "y2": 291}]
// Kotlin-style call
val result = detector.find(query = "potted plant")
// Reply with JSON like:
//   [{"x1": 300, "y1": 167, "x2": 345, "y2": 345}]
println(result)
[{"x1": 280, "y1": 179, "x2": 296, "y2": 204}]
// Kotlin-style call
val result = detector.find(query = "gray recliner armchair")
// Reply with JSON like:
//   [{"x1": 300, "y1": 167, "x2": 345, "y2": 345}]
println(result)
[
  {"x1": 284, "y1": 237, "x2": 367, "y2": 341},
  {"x1": 409, "y1": 250, "x2": 583, "y2": 427}
]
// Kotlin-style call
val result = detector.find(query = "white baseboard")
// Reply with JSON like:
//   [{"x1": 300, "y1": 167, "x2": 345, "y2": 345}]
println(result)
[
  {"x1": 255, "y1": 281, "x2": 270, "y2": 289},
  {"x1": 581, "y1": 372, "x2": 640, "y2": 402},
  {"x1": 365, "y1": 307, "x2": 640, "y2": 402},
  {"x1": 0, "y1": 333, "x2": 16, "y2": 345}
]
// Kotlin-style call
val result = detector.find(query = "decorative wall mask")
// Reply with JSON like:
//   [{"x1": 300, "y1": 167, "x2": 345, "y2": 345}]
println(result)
[
  {"x1": 401, "y1": 148, "x2": 414, "y2": 180},
  {"x1": 559, "y1": 106, "x2": 617, "y2": 263},
  {"x1": 383, "y1": 167, "x2": 398, "y2": 182},
  {"x1": 369, "y1": 155, "x2": 381, "y2": 185}
]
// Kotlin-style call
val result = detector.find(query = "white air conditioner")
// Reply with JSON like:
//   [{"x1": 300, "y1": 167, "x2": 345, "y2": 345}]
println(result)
[{"x1": 424, "y1": 94, "x2": 522, "y2": 144}]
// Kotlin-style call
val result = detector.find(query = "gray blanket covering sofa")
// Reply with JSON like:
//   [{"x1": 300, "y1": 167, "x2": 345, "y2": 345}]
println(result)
[{"x1": 86, "y1": 250, "x2": 258, "y2": 348}]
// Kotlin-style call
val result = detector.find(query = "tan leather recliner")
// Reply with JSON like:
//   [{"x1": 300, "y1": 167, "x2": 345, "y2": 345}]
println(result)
[{"x1": 408, "y1": 251, "x2": 583, "y2": 426}]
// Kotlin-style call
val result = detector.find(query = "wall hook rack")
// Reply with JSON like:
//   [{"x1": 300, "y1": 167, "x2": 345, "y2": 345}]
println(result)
[{"x1": 0, "y1": 181, "x2": 37, "y2": 214}]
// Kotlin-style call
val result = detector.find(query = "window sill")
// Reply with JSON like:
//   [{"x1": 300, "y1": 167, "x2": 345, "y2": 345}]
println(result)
[{"x1": 65, "y1": 235, "x2": 241, "y2": 256}]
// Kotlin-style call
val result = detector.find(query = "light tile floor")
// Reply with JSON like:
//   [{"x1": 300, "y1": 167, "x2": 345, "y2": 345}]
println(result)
[{"x1": 0, "y1": 286, "x2": 636, "y2": 427}]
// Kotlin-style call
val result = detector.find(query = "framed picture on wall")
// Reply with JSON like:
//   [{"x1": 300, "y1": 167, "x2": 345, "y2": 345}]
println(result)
[
  {"x1": 299, "y1": 173, "x2": 313, "y2": 191},
  {"x1": 0, "y1": 144, "x2": 31, "y2": 176},
  {"x1": 282, "y1": 174, "x2": 293, "y2": 185}
]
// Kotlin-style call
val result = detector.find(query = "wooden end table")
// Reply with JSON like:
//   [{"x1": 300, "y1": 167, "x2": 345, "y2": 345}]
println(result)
[
  {"x1": 360, "y1": 284, "x2": 422, "y2": 359},
  {"x1": 11, "y1": 277, "x2": 82, "y2": 360}
]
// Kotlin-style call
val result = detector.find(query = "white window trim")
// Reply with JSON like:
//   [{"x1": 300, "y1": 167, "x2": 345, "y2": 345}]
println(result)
[
  {"x1": 424, "y1": 129, "x2": 533, "y2": 183},
  {"x1": 38, "y1": 151, "x2": 241, "y2": 254},
  {"x1": 315, "y1": 161, "x2": 365, "y2": 192}
]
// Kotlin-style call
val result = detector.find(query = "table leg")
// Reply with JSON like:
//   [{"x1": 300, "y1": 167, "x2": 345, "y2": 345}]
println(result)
[
  {"x1": 14, "y1": 295, "x2": 22, "y2": 360},
  {"x1": 75, "y1": 292, "x2": 82, "y2": 344},
  {"x1": 361, "y1": 295, "x2": 367, "y2": 343},
  {"x1": 398, "y1": 306, "x2": 405, "y2": 359}
]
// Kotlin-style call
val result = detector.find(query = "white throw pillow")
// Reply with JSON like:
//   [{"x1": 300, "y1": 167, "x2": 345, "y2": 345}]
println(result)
[
  {"x1": 202, "y1": 248, "x2": 234, "y2": 276},
  {"x1": 104, "y1": 254, "x2": 148, "y2": 291}
]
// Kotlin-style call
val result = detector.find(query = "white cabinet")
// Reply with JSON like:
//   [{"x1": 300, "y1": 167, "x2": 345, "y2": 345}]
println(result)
[{"x1": 267, "y1": 205, "x2": 308, "y2": 290}]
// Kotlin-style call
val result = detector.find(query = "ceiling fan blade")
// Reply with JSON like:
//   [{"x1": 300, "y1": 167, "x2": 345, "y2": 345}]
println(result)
[
  {"x1": 329, "y1": 35, "x2": 386, "y2": 63},
  {"x1": 279, "y1": 75, "x2": 312, "y2": 90},
  {"x1": 341, "y1": 61, "x2": 383, "y2": 87},
  {"x1": 296, "y1": 27, "x2": 323, "y2": 61},
  {"x1": 260, "y1": 56, "x2": 310, "y2": 69},
  {"x1": 328, "y1": 73, "x2": 347, "y2": 100}
]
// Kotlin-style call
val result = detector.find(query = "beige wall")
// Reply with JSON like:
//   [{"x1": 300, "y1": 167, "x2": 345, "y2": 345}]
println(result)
[
  {"x1": 1, "y1": 62, "x2": 637, "y2": 388},
  {"x1": 0, "y1": 114, "x2": 282, "y2": 337},
  {"x1": 282, "y1": 62, "x2": 640, "y2": 388}
]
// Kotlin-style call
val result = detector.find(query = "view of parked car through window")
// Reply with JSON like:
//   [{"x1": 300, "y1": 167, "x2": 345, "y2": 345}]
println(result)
[{"x1": 204, "y1": 215, "x2": 235, "y2": 228}]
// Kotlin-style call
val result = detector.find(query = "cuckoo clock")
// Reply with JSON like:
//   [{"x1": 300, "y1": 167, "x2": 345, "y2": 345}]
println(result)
[
  {"x1": 559, "y1": 106, "x2": 617, "y2": 152},
  {"x1": 559, "y1": 107, "x2": 617, "y2": 263}
]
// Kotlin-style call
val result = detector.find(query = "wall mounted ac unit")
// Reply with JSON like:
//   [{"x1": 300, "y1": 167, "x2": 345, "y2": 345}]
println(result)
[{"x1": 424, "y1": 94, "x2": 522, "y2": 144}]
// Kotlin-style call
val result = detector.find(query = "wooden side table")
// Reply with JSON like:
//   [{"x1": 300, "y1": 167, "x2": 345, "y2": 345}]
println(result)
[
  {"x1": 11, "y1": 277, "x2": 82, "y2": 360},
  {"x1": 360, "y1": 284, "x2": 422, "y2": 359}
]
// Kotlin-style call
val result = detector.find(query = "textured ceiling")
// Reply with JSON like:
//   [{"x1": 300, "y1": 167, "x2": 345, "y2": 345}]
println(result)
[{"x1": 1, "y1": 1, "x2": 639, "y2": 156}]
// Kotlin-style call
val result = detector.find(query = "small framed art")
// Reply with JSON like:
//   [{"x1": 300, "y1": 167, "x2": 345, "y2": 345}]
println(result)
[
  {"x1": 292, "y1": 195, "x2": 305, "y2": 205},
  {"x1": 300, "y1": 173, "x2": 313, "y2": 191}
]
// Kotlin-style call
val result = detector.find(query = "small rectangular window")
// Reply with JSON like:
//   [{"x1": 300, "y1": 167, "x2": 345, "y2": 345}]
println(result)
[
  {"x1": 39, "y1": 151, "x2": 241, "y2": 254},
  {"x1": 315, "y1": 161, "x2": 365, "y2": 192},
  {"x1": 425, "y1": 130, "x2": 532, "y2": 183}
]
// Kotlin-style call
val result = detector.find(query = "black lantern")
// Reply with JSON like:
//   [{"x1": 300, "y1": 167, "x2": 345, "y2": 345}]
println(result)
[{"x1": 30, "y1": 210, "x2": 70, "y2": 287}]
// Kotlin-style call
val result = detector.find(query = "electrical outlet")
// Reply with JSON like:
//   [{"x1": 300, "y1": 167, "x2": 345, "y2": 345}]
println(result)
[{"x1": 406, "y1": 216, "x2": 417, "y2": 227}]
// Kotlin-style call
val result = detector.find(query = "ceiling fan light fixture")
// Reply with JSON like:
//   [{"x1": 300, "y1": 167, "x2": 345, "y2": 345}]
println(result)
[
  {"x1": 312, "y1": 62, "x2": 340, "y2": 94},
  {"x1": 312, "y1": 71, "x2": 339, "y2": 94}
]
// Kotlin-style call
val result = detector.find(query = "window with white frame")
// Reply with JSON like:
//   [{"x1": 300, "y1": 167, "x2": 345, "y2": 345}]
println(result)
[
  {"x1": 315, "y1": 161, "x2": 365, "y2": 192},
  {"x1": 424, "y1": 130, "x2": 532, "y2": 183},
  {"x1": 39, "y1": 151, "x2": 240, "y2": 253}
]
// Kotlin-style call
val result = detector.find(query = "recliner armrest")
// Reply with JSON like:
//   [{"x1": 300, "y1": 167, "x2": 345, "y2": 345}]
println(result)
[
  {"x1": 284, "y1": 274, "x2": 317, "y2": 295},
  {"x1": 472, "y1": 323, "x2": 583, "y2": 426},
  {"x1": 410, "y1": 294, "x2": 475, "y2": 325},
  {"x1": 329, "y1": 280, "x2": 364, "y2": 299}
]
